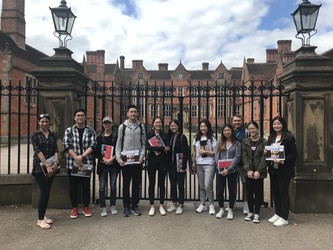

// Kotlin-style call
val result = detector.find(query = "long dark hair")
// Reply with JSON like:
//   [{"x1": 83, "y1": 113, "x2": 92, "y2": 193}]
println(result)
[
  {"x1": 219, "y1": 123, "x2": 237, "y2": 151},
  {"x1": 168, "y1": 119, "x2": 182, "y2": 137},
  {"x1": 271, "y1": 116, "x2": 290, "y2": 139},
  {"x1": 195, "y1": 119, "x2": 214, "y2": 143}
]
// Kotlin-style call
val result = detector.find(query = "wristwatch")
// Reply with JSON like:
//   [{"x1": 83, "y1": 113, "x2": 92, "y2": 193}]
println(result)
[{"x1": 81, "y1": 155, "x2": 86, "y2": 159}]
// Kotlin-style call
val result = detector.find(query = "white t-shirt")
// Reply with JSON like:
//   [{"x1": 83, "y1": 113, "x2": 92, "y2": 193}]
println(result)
[{"x1": 193, "y1": 136, "x2": 218, "y2": 165}]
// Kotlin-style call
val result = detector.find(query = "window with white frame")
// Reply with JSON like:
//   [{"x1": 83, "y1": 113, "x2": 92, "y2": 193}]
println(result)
[
  {"x1": 164, "y1": 104, "x2": 171, "y2": 117},
  {"x1": 191, "y1": 105, "x2": 198, "y2": 117},
  {"x1": 25, "y1": 76, "x2": 38, "y2": 105},
  {"x1": 217, "y1": 98, "x2": 225, "y2": 118},
  {"x1": 201, "y1": 105, "x2": 210, "y2": 118},
  {"x1": 138, "y1": 73, "x2": 143, "y2": 79},
  {"x1": 234, "y1": 105, "x2": 240, "y2": 115},
  {"x1": 150, "y1": 104, "x2": 159, "y2": 117},
  {"x1": 178, "y1": 87, "x2": 183, "y2": 97}
]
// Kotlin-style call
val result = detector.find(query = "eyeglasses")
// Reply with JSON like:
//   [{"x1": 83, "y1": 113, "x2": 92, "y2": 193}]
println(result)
[{"x1": 39, "y1": 114, "x2": 50, "y2": 119}]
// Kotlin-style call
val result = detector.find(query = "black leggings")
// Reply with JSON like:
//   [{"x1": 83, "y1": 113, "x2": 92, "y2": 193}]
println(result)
[
  {"x1": 148, "y1": 167, "x2": 167, "y2": 205},
  {"x1": 35, "y1": 173, "x2": 54, "y2": 220},
  {"x1": 245, "y1": 177, "x2": 263, "y2": 214}
]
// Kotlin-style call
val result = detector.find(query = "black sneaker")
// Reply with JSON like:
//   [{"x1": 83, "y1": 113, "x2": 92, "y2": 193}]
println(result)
[
  {"x1": 131, "y1": 207, "x2": 142, "y2": 216},
  {"x1": 123, "y1": 208, "x2": 130, "y2": 217}
]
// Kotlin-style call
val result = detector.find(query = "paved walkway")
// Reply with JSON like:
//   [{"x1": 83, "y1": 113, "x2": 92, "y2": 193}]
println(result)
[{"x1": 1, "y1": 201, "x2": 332, "y2": 250}]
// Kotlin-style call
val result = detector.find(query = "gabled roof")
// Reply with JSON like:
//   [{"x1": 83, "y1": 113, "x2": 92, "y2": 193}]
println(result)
[
  {"x1": 0, "y1": 31, "x2": 48, "y2": 65},
  {"x1": 228, "y1": 68, "x2": 242, "y2": 80}
]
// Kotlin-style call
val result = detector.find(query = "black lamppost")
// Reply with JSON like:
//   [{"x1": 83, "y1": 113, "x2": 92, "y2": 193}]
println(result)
[
  {"x1": 292, "y1": 0, "x2": 321, "y2": 46},
  {"x1": 50, "y1": 0, "x2": 76, "y2": 48}
]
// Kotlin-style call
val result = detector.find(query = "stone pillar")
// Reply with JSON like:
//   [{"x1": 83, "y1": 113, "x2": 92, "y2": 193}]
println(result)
[
  {"x1": 31, "y1": 48, "x2": 89, "y2": 208},
  {"x1": 279, "y1": 46, "x2": 333, "y2": 213}
]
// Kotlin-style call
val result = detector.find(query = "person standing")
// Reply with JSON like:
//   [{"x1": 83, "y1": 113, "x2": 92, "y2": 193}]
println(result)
[
  {"x1": 242, "y1": 121, "x2": 267, "y2": 223},
  {"x1": 215, "y1": 124, "x2": 241, "y2": 220},
  {"x1": 31, "y1": 114, "x2": 59, "y2": 229},
  {"x1": 146, "y1": 117, "x2": 170, "y2": 216},
  {"x1": 95, "y1": 116, "x2": 119, "y2": 217},
  {"x1": 232, "y1": 114, "x2": 249, "y2": 214},
  {"x1": 193, "y1": 119, "x2": 217, "y2": 215},
  {"x1": 63, "y1": 109, "x2": 96, "y2": 219},
  {"x1": 267, "y1": 116, "x2": 297, "y2": 227},
  {"x1": 167, "y1": 119, "x2": 189, "y2": 215},
  {"x1": 116, "y1": 105, "x2": 146, "y2": 217}
]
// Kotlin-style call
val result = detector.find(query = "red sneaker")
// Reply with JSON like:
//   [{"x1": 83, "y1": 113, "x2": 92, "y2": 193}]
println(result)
[
  {"x1": 83, "y1": 207, "x2": 92, "y2": 217},
  {"x1": 70, "y1": 207, "x2": 78, "y2": 219}
]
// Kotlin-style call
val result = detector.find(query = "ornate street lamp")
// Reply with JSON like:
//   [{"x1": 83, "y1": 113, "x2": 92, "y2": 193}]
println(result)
[
  {"x1": 50, "y1": 0, "x2": 77, "y2": 48},
  {"x1": 292, "y1": 0, "x2": 321, "y2": 46}
]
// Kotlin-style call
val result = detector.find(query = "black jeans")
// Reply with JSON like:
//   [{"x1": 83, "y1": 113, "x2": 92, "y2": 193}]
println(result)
[
  {"x1": 245, "y1": 177, "x2": 263, "y2": 214},
  {"x1": 122, "y1": 164, "x2": 142, "y2": 209},
  {"x1": 68, "y1": 171, "x2": 91, "y2": 208},
  {"x1": 168, "y1": 164, "x2": 185, "y2": 205},
  {"x1": 216, "y1": 172, "x2": 237, "y2": 209},
  {"x1": 148, "y1": 167, "x2": 167, "y2": 205},
  {"x1": 35, "y1": 173, "x2": 54, "y2": 220},
  {"x1": 270, "y1": 173, "x2": 291, "y2": 220}
]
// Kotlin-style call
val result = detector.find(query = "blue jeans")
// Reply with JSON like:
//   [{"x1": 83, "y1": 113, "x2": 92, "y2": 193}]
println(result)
[{"x1": 99, "y1": 167, "x2": 118, "y2": 208}]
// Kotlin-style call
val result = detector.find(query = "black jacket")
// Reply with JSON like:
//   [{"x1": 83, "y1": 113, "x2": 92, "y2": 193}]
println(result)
[
  {"x1": 146, "y1": 130, "x2": 169, "y2": 169},
  {"x1": 267, "y1": 133, "x2": 297, "y2": 177},
  {"x1": 95, "y1": 132, "x2": 119, "y2": 174}
]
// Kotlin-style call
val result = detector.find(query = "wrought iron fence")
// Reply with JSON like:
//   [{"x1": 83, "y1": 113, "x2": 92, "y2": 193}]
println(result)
[{"x1": 1, "y1": 79, "x2": 287, "y2": 204}]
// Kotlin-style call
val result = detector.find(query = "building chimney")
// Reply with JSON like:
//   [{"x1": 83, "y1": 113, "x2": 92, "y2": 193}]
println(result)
[
  {"x1": 1, "y1": 0, "x2": 26, "y2": 49},
  {"x1": 120, "y1": 56, "x2": 125, "y2": 69},
  {"x1": 132, "y1": 60, "x2": 143, "y2": 70},
  {"x1": 266, "y1": 49, "x2": 278, "y2": 63},
  {"x1": 247, "y1": 58, "x2": 255, "y2": 64},
  {"x1": 277, "y1": 40, "x2": 292, "y2": 54},
  {"x1": 158, "y1": 63, "x2": 168, "y2": 71},
  {"x1": 202, "y1": 62, "x2": 209, "y2": 71}
]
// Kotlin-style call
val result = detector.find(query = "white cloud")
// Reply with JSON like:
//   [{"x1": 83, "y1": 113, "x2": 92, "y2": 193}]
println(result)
[{"x1": 1, "y1": 0, "x2": 333, "y2": 70}]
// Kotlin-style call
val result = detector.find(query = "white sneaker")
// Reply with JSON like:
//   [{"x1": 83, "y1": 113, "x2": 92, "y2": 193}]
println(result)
[
  {"x1": 196, "y1": 204, "x2": 207, "y2": 213},
  {"x1": 167, "y1": 204, "x2": 177, "y2": 213},
  {"x1": 159, "y1": 206, "x2": 166, "y2": 216},
  {"x1": 268, "y1": 214, "x2": 280, "y2": 223},
  {"x1": 148, "y1": 207, "x2": 155, "y2": 216},
  {"x1": 243, "y1": 201, "x2": 249, "y2": 215},
  {"x1": 101, "y1": 207, "x2": 108, "y2": 217},
  {"x1": 225, "y1": 202, "x2": 237, "y2": 212},
  {"x1": 245, "y1": 212, "x2": 254, "y2": 221},
  {"x1": 209, "y1": 204, "x2": 215, "y2": 215},
  {"x1": 216, "y1": 208, "x2": 224, "y2": 219},
  {"x1": 227, "y1": 210, "x2": 234, "y2": 220},
  {"x1": 175, "y1": 206, "x2": 183, "y2": 215},
  {"x1": 253, "y1": 214, "x2": 260, "y2": 223},
  {"x1": 274, "y1": 217, "x2": 289, "y2": 227},
  {"x1": 110, "y1": 205, "x2": 118, "y2": 215}
]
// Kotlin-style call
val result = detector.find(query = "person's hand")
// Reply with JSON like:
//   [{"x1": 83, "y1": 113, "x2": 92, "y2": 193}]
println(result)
[
  {"x1": 46, "y1": 166, "x2": 54, "y2": 178},
  {"x1": 191, "y1": 162, "x2": 196, "y2": 172},
  {"x1": 273, "y1": 159, "x2": 282, "y2": 164},
  {"x1": 222, "y1": 169, "x2": 229, "y2": 176},
  {"x1": 164, "y1": 146, "x2": 170, "y2": 152},
  {"x1": 198, "y1": 149, "x2": 206, "y2": 155},
  {"x1": 253, "y1": 171, "x2": 260, "y2": 179},
  {"x1": 179, "y1": 168, "x2": 186, "y2": 173},
  {"x1": 247, "y1": 170, "x2": 254, "y2": 178},
  {"x1": 119, "y1": 160, "x2": 126, "y2": 167}
]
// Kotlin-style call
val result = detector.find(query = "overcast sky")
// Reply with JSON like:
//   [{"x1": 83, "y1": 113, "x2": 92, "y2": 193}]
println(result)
[{"x1": 2, "y1": 0, "x2": 333, "y2": 70}]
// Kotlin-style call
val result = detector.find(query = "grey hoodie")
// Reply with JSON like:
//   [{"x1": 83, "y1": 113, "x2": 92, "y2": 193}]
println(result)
[{"x1": 116, "y1": 119, "x2": 146, "y2": 163}]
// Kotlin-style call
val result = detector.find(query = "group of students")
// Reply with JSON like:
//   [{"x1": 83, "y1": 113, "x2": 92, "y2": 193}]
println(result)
[{"x1": 31, "y1": 105, "x2": 297, "y2": 230}]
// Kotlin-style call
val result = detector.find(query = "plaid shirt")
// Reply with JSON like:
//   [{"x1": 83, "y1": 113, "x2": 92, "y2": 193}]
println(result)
[
  {"x1": 31, "y1": 130, "x2": 58, "y2": 174},
  {"x1": 63, "y1": 125, "x2": 96, "y2": 169}
]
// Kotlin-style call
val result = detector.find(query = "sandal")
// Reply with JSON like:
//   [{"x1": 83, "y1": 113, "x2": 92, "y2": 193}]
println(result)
[{"x1": 37, "y1": 220, "x2": 51, "y2": 229}]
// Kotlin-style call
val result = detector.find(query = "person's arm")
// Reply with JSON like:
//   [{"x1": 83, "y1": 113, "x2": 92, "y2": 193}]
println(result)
[
  {"x1": 227, "y1": 142, "x2": 241, "y2": 173},
  {"x1": 116, "y1": 124, "x2": 125, "y2": 166},
  {"x1": 256, "y1": 138, "x2": 268, "y2": 176},
  {"x1": 181, "y1": 135, "x2": 189, "y2": 171},
  {"x1": 139, "y1": 125, "x2": 146, "y2": 163}
]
